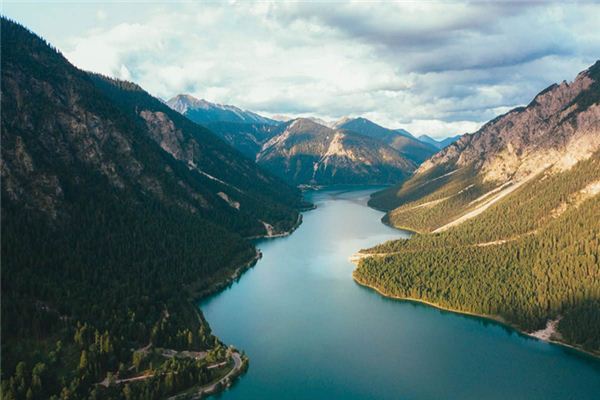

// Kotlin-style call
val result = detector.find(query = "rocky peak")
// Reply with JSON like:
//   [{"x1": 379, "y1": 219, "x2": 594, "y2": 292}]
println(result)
[
  {"x1": 418, "y1": 61, "x2": 600, "y2": 182},
  {"x1": 166, "y1": 94, "x2": 276, "y2": 125},
  {"x1": 166, "y1": 94, "x2": 213, "y2": 113},
  {"x1": 285, "y1": 117, "x2": 330, "y2": 132}
]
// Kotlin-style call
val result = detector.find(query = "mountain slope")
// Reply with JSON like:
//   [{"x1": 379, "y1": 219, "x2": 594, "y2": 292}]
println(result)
[
  {"x1": 255, "y1": 118, "x2": 416, "y2": 185},
  {"x1": 356, "y1": 61, "x2": 600, "y2": 355},
  {"x1": 89, "y1": 76, "x2": 309, "y2": 232},
  {"x1": 1, "y1": 19, "x2": 305, "y2": 400},
  {"x1": 334, "y1": 117, "x2": 437, "y2": 164},
  {"x1": 418, "y1": 134, "x2": 462, "y2": 149},
  {"x1": 370, "y1": 62, "x2": 600, "y2": 219},
  {"x1": 203, "y1": 121, "x2": 280, "y2": 159},
  {"x1": 167, "y1": 94, "x2": 277, "y2": 125}
]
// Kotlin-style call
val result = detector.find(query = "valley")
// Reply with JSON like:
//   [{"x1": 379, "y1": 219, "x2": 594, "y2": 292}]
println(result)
[
  {"x1": 200, "y1": 187, "x2": 600, "y2": 400},
  {"x1": 2, "y1": 8, "x2": 600, "y2": 400},
  {"x1": 165, "y1": 95, "x2": 442, "y2": 186}
]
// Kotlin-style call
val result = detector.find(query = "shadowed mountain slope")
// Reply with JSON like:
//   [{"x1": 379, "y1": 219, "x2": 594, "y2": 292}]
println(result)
[{"x1": 1, "y1": 18, "x2": 306, "y2": 399}]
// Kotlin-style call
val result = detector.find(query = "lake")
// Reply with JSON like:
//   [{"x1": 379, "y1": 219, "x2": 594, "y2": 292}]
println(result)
[{"x1": 200, "y1": 187, "x2": 600, "y2": 399}]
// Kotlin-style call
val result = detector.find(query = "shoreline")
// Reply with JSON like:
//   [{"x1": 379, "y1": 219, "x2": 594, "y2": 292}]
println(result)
[
  {"x1": 246, "y1": 212, "x2": 305, "y2": 240},
  {"x1": 378, "y1": 214, "x2": 422, "y2": 235},
  {"x1": 360, "y1": 196, "x2": 599, "y2": 360},
  {"x1": 194, "y1": 248, "x2": 263, "y2": 300},
  {"x1": 352, "y1": 271, "x2": 600, "y2": 360},
  {"x1": 190, "y1": 206, "x2": 311, "y2": 397}
]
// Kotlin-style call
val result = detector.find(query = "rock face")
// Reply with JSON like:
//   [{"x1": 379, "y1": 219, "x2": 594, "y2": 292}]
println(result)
[
  {"x1": 167, "y1": 94, "x2": 277, "y2": 125},
  {"x1": 418, "y1": 62, "x2": 600, "y2": 183},
  {"x1": 334, "y1": 117, "x2": 438, "y2": 164},
  {"x1": 255, "y1": 118, "x2": 416, "y2": 185},
  {"x1": 371, "y1": 61, "x2": 600, "y2": 217}
]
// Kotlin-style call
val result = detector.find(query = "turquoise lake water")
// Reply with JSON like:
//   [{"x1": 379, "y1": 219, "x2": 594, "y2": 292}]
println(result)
[{"x1": 200, "y1": 187, "x2": 600, "y2": 399}]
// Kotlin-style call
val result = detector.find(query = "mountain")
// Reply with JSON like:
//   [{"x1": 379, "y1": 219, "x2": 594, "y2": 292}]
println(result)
[
  {"x1": 204, "y1": 121, "x2": 280, "y2": 159},
  {"x1": 255, "y1": 118, "x2": 416, "y2": 185},
  {"x1": 394, "y1": 128, "x2": 415, "y2": 137},
  {"x1": 371, "y1": 61, "x2": 600, "y2": 216},
  {"x1": 334, "y1": 117, "x2": 437, "y2": 164},
  {"x1": 203, "y1": 117, "x2": 419, "y2": 186},
  {"x1": 306, "y1": 116, "x2": 335, "y2": 127},
  {"x1": 167, "y1": 94, "x2": 278, "y2": 125},
  {"x1": 356, "y1": 61, "x2": 600, "y2": 355},
  {"x1": 270, "y1": 114, "x2": 293, "y2": 122},
  {"x1": 1, "y1": 18, "x2": 307, "y2": 399},
  {"x1": 418, "y1": 134, "x2": 462, "y2": 149}
]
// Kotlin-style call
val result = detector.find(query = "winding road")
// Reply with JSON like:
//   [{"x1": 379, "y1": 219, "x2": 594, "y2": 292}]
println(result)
[{"x1": 169, "y1": 351, "x2": 243, "y2": 400}]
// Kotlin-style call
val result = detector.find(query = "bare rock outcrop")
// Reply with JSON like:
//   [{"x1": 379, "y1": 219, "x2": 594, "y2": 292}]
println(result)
[{"x1": 418, "y1": 62, "x2": 600, "y2": 183}]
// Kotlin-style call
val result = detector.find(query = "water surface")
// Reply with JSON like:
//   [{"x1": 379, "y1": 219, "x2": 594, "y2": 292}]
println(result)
[{"x1": 201, "y1": 187, "x2": 600, "y2": 400}]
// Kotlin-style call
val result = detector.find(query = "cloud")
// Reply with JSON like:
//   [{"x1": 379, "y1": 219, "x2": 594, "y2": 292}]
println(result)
[
  {"x1": 95, "y1": 9, "x2": 107, "y2": 21},
  {"x1": 55, "y1": 1, "x2": 600, "y2": 138},
  {"x1": 402, "y1": 120, "x2": 483, "y2": 140}
]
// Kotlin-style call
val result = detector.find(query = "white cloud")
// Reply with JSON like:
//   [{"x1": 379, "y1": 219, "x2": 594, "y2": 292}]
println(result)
[
  {"x1": 55, "y1": 2, "x2": 600, "y2": 138},
  {"x1": 402, "y1": 120, "x2": 483, "y2": 139}
]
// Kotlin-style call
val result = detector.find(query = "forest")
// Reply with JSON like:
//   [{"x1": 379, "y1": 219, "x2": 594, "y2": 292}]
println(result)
[
  {"x1": 356, "y1": 154, "x2": 600, "y2": 354},
  {"x1": 1, "y1": 18, "x2": 291, "y2": 399}
]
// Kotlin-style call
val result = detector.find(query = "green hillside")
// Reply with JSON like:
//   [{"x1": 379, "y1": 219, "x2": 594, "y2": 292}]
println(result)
[
  {"x1": 356, "y1": 153, "x2": 600, "y2": 353},
  {"x1": 356, "y1": 62, "x2": 600, "y2": 355}
]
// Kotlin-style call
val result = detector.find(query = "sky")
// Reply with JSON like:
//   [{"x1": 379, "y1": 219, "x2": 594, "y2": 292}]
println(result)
[{"x1": 4, "y1": 1, "x2": 600, "y2": 139}]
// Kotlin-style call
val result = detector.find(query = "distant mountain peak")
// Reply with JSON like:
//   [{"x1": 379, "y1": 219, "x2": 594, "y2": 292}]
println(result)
[
  {"x1": 166, "y1": 93, "x2": 211, "y2": 112},
  {"x1": 166, "y1": 94, "x2": 277, "y2": 125},
  {"x1": 335, "y1": 117, "x2": 437, "y2": 164},
  {"x1": 287, "y1": 117, "x2": 327, "y2": 129},
  {"x1": 270, "y1": 114, "x2": 293, "y2": 122},
  {"x1": 418, "y1": 134, "x2": 462, "y2": 150},
  {"x1": 333, "y1": 116, "x2": 374, "y2": 129},
  {"x1": 255, "y1": 116, "x2": 416, "y2": 185}
]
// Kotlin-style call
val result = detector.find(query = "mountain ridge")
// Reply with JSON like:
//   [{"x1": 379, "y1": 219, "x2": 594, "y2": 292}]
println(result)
[
  {"x1": 418, "y1": 134, "x2": 462, "y2": 149},
  {"x1": 1, "y1": 18, "x2": 305, "y2": 399},
  {"x1": 166, "y1": 94, "x2": 442, "y2": 185},
  {"x1": 255, "y1": 118, "x2": 417, "y2": 185},
  {"x1": 167, "y1": 94, "x2": 278, "y2": 126},
  {"x1": 371, "y1": 61, "x2": 600, "y2": 216},
  {"x1": 334, "y1": 117, "x2": 438, "y2": 164},
  {"x1": 357, "y1": 60, "x2": 600, "y2": 355}
]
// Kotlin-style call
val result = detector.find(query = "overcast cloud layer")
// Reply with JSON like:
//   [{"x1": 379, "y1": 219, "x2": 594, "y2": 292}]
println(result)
[{"x1": 5, "y1": 1, "x2": 600, "y2": 138}]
